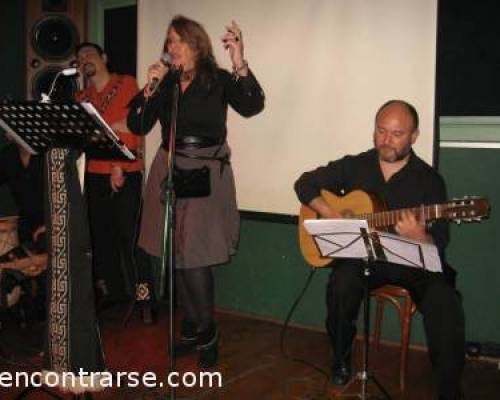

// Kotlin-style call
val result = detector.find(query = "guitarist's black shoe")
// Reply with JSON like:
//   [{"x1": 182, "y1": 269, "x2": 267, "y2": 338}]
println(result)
[
  {"x1": 331, "y1": 348, "x2": 352, "y2": 386},
  {"x1": 331, "y1": 361, "x2": 352, "y2": 385}
]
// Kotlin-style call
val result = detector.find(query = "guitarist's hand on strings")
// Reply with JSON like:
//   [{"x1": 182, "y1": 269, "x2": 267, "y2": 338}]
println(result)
[
  {"x1": 395, "y1": 208, "x2": 433, "y2": 244},
  {"x1": 309, "y1": 197, "x2": 343, "y2": 219}
]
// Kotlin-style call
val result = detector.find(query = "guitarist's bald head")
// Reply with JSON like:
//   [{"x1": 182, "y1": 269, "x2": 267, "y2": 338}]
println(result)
[{"x1": 375, "y1": 100, "x2": 419, "y2": 133}]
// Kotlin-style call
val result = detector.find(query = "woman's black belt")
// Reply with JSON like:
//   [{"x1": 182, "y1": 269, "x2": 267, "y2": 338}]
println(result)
[
  {"x1": 166, "y1": 135, "x2": 224, "y2": 149},
  {"x1": 172, "y1": 136, "x2": 229, "y2": 175}
]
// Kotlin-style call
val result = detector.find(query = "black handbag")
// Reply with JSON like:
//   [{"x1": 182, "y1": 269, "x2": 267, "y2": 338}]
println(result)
[{"x1": 174, "y1": 165, "x2": 211, "y2": 198}]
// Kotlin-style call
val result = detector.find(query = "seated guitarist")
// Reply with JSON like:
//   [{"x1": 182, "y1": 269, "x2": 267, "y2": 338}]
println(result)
[{"x1": 294, "y1": 100, "x2": 465, "y2": 400}]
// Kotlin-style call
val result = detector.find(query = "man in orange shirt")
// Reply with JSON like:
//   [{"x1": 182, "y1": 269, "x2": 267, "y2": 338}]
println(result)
[{"x1": 75, "y1": 42, "x2": 143, "y2": 305}]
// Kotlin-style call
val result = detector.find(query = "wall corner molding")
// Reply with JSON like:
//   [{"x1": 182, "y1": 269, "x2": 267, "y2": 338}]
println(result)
[{"x1": 440, "y1": 116, "x2": 500, "y2": 148}]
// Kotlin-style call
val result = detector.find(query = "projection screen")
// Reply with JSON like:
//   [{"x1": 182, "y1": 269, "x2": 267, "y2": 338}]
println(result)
[{"x1": 137, "y1": 0, "x2": 437, "y2": 215}]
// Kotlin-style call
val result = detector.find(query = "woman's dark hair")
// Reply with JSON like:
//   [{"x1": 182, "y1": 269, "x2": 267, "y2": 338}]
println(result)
[{"x1": 166, "y1": 15, "x2": 218, "y2": 88}]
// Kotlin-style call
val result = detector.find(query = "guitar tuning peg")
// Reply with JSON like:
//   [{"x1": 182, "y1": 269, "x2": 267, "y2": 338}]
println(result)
[{"x1": 455, "y1": 219, "x2": 462, "y2": 225}]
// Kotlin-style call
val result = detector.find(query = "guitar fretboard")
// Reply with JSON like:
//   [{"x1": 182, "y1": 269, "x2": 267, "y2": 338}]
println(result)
[{"x1": 356, "y1": 205, "x2": 442, "y2": 228}]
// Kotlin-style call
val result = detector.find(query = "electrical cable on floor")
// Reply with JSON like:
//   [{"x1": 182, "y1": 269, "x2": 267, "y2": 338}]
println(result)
[{"x1": 279, "y1": 268, "x2": 330, "y2": 399}]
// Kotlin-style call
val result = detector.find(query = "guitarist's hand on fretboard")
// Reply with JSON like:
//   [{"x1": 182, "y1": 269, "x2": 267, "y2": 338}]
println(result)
[{"x1": 394, "y1": 208, "x2": 434, "y2": 244}]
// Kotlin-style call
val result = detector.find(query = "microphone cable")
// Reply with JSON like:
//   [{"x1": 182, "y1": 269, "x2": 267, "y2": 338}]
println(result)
[{"x1": 279, "y1": 268, "x2": 330, "y2": 399}]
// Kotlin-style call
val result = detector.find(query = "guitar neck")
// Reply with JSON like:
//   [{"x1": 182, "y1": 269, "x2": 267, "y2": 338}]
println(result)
[{"x1": 358, "y1": 204, "x2": 442, "y2": 228}]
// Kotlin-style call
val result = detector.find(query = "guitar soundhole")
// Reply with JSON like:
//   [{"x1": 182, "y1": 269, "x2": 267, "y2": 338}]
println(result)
[{"x1": 341, "y1": 209, "x2": 356, "y2": 218}]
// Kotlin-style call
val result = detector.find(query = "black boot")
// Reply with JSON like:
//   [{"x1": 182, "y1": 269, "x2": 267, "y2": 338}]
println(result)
[
  {"x1": 174, "y1": 320, "x2": 199, "y2": 357},
  {"x1": 197, "y1": 323, "x2": 218, "y2": 368},
  {"x1": 331, "y1": 348, "x2": 352, "y2": 386}
]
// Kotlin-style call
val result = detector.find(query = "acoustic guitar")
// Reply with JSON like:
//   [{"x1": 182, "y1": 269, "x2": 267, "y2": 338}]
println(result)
[{"x1": 299, "y1": 190, "x2": 490, "y2": 268}]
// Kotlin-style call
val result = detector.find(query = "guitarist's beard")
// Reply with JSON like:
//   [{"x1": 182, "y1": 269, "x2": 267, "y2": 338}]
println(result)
[{"x1": 377, "y1": 144, "x2": 412, "y2": 163}]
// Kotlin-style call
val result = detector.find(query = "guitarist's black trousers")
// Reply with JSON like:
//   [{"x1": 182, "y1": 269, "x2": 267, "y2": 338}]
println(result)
[{"x1": 326, "y1": 260, "x2": 465, "y2": 400}]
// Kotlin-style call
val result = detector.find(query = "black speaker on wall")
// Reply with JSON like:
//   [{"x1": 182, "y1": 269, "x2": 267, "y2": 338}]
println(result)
[{"x1": 25, "y1": 0, "x2": 87, "y2": 100}]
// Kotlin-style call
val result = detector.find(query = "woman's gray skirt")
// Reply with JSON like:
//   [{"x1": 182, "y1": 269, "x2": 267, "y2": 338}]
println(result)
[{"x1": 137, "y1": 143, "x2": 239, "y2": 269}]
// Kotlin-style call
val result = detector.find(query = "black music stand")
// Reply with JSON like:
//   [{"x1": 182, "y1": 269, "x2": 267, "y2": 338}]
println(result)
[
  {"x1": 0, "y1": 100, "x2": 134, "y2": 400},
  {"x1": 304, "y1": 219, "x2": 441, "y2": 400},
  {"x1": 345, "y1": 227, "x2": 392, "y2": 400},
  {"x1": 0, "y1": 101, "x2": 135, "y2": 160}
]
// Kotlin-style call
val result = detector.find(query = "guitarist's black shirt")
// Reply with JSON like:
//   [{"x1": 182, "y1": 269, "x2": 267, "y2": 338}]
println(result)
[{"x1": 294, "y1": 148, "x2": 449, "y2": 256}]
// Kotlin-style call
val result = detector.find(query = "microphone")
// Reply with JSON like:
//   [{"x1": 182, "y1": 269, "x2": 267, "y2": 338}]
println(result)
[
  {"x1": 149, "y1": 53, "x2": 172, "y2": 93},
  {"x1": 61, "y1": 67, "x2": 79, "y2": 76},
  {"x1": 160, "y1": 52, "x2": 172, "y2": 66},
  {"x1": 41, "y1": 67, "x2": 80, "y2": 103}
]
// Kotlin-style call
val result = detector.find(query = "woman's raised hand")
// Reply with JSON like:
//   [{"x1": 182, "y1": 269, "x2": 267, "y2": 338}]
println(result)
[{"x1": 222, "y1": 20, "x2": 248, "y2": 77}]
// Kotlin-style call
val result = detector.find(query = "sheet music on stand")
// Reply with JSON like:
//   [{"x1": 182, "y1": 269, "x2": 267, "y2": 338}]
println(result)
[
  {"x1": 304, "y1": 219, "x2": 442, "y2": 273},
  {"x1": 0, "y1": 100, "x2": 134, "y2": 160}
]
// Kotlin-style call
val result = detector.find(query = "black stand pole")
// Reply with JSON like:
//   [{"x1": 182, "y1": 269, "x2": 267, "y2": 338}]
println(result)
[
  {"x1": 338, "y1": 229, "x2": 391, "y2": 400},
  {"x1": 158, "y1": 68, "x2": 183, "y2": 400}
]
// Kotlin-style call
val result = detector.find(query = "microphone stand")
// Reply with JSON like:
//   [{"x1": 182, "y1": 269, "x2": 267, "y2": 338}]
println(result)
[
  {"x1": 41, "y1": 68, "x2": 78, "y2": 103},
  {"x1": 158, "y1": 66, "x2": 183, "y2": 400}
]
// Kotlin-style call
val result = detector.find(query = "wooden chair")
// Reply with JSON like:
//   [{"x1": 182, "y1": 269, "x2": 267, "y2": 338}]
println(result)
[{"x1": 370, "y1": 285, "x2": 417, "y2": 392}]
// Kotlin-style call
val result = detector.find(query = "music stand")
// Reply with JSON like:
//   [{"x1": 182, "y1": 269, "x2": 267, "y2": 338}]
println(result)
[
  {"x1": 303, "y1": 219, "x2": 441, "y2": 400},
  {"x1": 0, "y1": 100, "x2": 134, "y2": 400},
  {"x1": 0, "y1": 101, "x2": 135, "y2": 160}
]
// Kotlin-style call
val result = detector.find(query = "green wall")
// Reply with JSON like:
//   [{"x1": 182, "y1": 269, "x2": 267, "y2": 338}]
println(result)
[
  {"x1": 215, "y1": 220, "x2": 329, "y2": 326},
  {"x1": 441, "y1": 148, "x2": 500, "y2": 343},
  {"x1": 87, "y1": 0, "x2": 137, "y2": 45}
]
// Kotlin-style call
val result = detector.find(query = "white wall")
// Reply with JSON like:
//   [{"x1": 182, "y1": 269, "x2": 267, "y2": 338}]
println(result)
[{"x1": 137, "y1": 0, "x2": 437, "y2": 214}]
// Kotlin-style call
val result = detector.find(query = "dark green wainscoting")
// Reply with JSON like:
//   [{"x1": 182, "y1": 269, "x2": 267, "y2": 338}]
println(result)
[
  {"x1": 214, "y1": 219, "x2": 330, "y2": 327},
  {"x1": 214, "y1": 148, "x2": 500, "y2": 347},
  {"x1": 440, "y1": 148, "x2": 500, "y2": 344}
]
